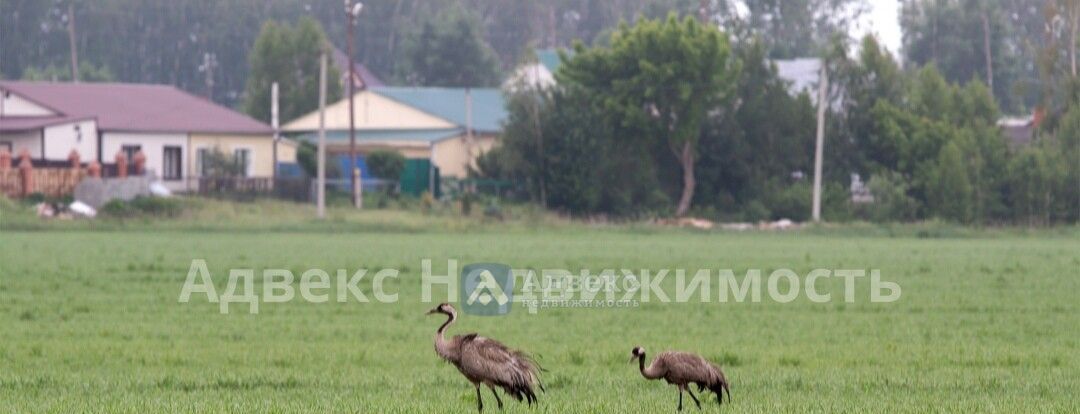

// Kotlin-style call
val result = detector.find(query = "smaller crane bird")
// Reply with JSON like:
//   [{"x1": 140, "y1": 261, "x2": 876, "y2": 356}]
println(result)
[
  {"x1": 427, "y1": 303, "x2": 544, "y2": 412},
  {"x1": 630, "y1": 346, "x2": 731, "y2": 411}
]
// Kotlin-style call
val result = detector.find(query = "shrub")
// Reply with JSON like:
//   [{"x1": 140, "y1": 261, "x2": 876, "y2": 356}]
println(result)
[
  {"x1": 866, "y1": 172, "x2": 920, "y2": 222},
  {"x1": 366, "y1": 151, "x2": 406, "y2": 182},
  {"x1": 100, "y1": 197, "x2": 186, "y2": 219}
]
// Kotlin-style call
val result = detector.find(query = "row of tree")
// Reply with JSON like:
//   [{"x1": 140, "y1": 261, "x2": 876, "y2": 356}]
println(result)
[
  {"x1": 480, "y1": 15, "x2": 1078, "y2": 225},
  {"x1": 2, "y1": 0, "x2": 867, "y2": 107}
]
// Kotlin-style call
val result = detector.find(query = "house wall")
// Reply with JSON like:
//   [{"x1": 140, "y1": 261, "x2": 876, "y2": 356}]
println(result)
[
  {"x1": 102, "y1": 132, "x2": 188, "y2": 190},
  {"x1": 282, "y1": 91, "x2": 456, "y2": 132},
  {"x1": 276, "y1": 140, "x2": 298, "y2": 164},
  {"x1": 324, "y1": 142, "x2": 431, "y2": 160},
  {"x1": 43, "y1": 119, "x2": 97, "y2": 161},
  {"x1": 0, "y1": 130, "x2": 43, "y2": 158},
  {"x1": 432, "y1": 134, "x2": 497, "y2": 178},
  {"x1": 0, "y1": 92, "x2": 55, "y2": 116},
  {"x1": 188, "y1": 133, "x2": 275, "y2": 178}
]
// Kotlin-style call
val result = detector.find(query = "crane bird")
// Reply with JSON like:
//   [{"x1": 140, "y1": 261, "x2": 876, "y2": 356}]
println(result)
[
  {"x1": 426, "y1": 303, "x2": 544, "y2": 412},
  {"x1": 630, "y1": 346, "x2": 731, "y2": 411}
]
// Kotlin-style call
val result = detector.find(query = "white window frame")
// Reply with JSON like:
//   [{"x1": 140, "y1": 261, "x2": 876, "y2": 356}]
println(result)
[{"x1": 233, "y1": 147, "x2": 253, "y2": 178}]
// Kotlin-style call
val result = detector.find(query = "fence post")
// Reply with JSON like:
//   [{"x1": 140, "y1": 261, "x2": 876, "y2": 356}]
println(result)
[
  {"x1": 87, "y1": 161, "x2": 101, "y2": 178},
  {"x1": 133, "y1": 150, "x2": 146, "y2": 176},
  {"x1": 68, "y1": 150, "x2": 82, "y2": 192},
  {"x1": 18, "y1": 150, "x2": 33, "y2": 196},
  {"x1": 0, "y1": 149, "x2": 10, "y2": 171},
  {"x1": 115, "y1": 151, "x2": 128, "y2": 178}
]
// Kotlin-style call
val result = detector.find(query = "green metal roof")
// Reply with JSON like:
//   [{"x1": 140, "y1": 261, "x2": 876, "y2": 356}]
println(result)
[
  {"x1": 536, "y1": 49, "x2": 565, "y2": 73},
  {"x1": 291, "y1": 128, "x2": 464, "y2": 144},
  {"x1": 373, "y1": 87, "x2": 507, "y2": 133}
]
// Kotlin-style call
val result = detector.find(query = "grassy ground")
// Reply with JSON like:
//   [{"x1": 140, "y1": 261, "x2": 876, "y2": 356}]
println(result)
[{"x1": 1, "y1": 200, "x2": 1078, "y2": 413}]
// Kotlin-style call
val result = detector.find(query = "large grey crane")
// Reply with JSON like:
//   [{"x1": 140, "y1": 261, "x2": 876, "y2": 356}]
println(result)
[{"x1": 427, "y1": 303, "x2": 544, "y2": 412}]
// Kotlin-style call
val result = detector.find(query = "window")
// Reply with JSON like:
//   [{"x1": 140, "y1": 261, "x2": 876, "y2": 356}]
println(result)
[
  {"x1": 196, "y1": 148, "x2": 210, "y2": 177},
  {"x1": 121, "y1": 145, "x2": 141, "y2": 161},
  {"x1": 0, "y1": 141, "x2": 11, "y2": 153},
  {"x1": 163, "y1": 146, "x2": 182, "y2": 181},
  {"x1": 234, "y1": 148, "x2": 251, "y2": 177}
]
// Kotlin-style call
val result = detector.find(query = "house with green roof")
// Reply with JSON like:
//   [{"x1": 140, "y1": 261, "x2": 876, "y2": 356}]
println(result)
[
  {"x1": 282, "y1": 87, "x2": 506, "y2": 180},
  {"x1": 504, "y1": 48, "x2": 570, "y2": 91}
]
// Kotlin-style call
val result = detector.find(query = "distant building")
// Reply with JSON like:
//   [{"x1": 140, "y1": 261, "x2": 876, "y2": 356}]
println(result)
[
  {"x1": 282, "y1": 87, "x2": 506, "y2": 180},
  {"x1": 997, "y1": 115, "x2": 1037, "y2": 147},
  {"x1": 331, "y1": 47, "x2": 385, "y2": 91},
  {"x1": 0, "y1": 81, "x2": 292, "y2": 191},
  {"x1": 504, "y1": 49, "x2": 568, "y2": 91}
]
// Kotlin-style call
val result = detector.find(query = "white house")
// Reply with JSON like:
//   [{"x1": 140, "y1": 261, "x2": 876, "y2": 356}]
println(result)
[{"x1": 0, "y1": 81, "x2": 289, "y2": 191}]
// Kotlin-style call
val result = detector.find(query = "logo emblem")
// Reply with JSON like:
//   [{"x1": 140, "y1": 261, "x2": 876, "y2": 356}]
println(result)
[{"x1": 461, "y1": 263, "x2": 513, "y2": 315}]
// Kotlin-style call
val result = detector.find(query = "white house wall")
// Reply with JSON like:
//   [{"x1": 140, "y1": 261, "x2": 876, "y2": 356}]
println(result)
[
  {"x1": 102, "y1": 132, "x2": 188, "y2": 190},
  {"x1": 43, "y1": 120, "x2": 97, "y2": 161},
  {"x1": 0, "y1": 130, "x2": 43, "y2": 158},
  {"x1": 0, "y1": 92, "x2": 56, "y2": 116}
]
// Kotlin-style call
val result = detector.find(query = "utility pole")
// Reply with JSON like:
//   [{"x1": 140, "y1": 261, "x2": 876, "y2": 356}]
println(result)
[
  {"x1": 317, "y1": 53, "x2": 328, "y2": 219},
  {"x1": 198, "y1": 53, "x2": 217, "y2": 100},
  {"x1": 812, "y1": 62, "x2": 828, "y2": 223},
  {"x1": 67, "y1": 3, "x2": 79, "y2": 82},
  {"x1": 346, "y1": 0, "x2": 364, "y2": 209},
  {"x1": 271, "y1": 82, "x2": 279, "y2": 180}
]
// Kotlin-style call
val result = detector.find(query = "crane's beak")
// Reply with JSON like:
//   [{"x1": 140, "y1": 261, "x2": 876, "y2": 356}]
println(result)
[
  {"x1": 627, "y1": 354, "x2": 637, "y2": 364},
  {"x1": 425, "y1": 308, "x2": 438, "y2": 315}
]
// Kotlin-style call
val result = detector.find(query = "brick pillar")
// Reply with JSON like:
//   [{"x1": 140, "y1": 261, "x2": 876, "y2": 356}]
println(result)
[
  {"x1": 87, "y1": 161, "x2": 101, "y2": 178},
  {"x1": 17, "y1": 150, "x2": 33, "y2": 196},
  {"x1": 115, "y1": 151, "x2": 128, "y2": 178},
  {"x1": 68, "y1": 150, "x2": 81, "y2": 169},
  {"x1": 0, "y1": 149, "x2": 10, "y2": 171},
  {"x1": 133, "y1": 150, "x2": 147, "y2": 175}
]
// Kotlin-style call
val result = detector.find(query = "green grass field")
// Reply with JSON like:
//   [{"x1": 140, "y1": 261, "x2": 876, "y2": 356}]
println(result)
[{"x1": 1, "y1": 209, "x2": 1078, "y2": 412}]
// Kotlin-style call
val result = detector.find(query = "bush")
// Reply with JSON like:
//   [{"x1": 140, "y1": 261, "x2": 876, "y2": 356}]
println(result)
[
  {"x1": 100, "y1": 197, "x2": 186, "y2": 219},
  {"x1": 366, "y1": 150, "x2": 406, "y2": 182},
  {"x1": 865, "y1": 172, "x2": 920, "y2": 222}
]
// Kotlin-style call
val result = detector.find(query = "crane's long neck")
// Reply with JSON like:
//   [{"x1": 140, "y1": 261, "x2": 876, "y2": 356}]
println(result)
[
  {"x1": 434, "y1": 311, "x2": 457, "y2": 362},
  {"x1": 638, "y1": 354, "x2": 663, "y2": 380}
]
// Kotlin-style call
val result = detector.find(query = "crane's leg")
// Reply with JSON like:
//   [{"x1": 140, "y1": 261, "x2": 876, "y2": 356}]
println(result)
[
  {"x1": 686, "y1": 387, "x2": 702, "y2": 410},
  {"x1": 475, "y1": 385, "x2": 484, "y2": 413},
  {"x1": 677, "y1": 389, "x2": 684, "y2": 412},
  {"x1": 487, "y1": 385, "x2": 504, "y2": 409}
]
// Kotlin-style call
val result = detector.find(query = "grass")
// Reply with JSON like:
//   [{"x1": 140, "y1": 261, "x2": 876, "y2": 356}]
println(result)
[{"x1": 0, "y1": 199, "x2": 1078, "y2": 412}]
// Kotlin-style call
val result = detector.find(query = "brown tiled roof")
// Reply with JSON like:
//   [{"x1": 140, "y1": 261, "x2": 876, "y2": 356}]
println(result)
[{"x1": 0, "y1": 81, "x2": 272, "y2": 134}]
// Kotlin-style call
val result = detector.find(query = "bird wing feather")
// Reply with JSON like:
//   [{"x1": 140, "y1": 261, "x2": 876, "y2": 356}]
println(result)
[
  {"x1": 460, "y1": 336, "x2": 542, "y2": 393},
  {"x1": 660, "y1": 351, "x2": 722, "y2": 385}
]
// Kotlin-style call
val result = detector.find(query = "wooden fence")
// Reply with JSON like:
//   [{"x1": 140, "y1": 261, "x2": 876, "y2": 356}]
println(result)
[{"x1": 0, "y1": 168, "x2": 85, "y2": 198}]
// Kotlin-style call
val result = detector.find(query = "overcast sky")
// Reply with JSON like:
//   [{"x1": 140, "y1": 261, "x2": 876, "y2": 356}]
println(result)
[{"x1": 855, "y1": 0, "x2": 902, "y2": 56}]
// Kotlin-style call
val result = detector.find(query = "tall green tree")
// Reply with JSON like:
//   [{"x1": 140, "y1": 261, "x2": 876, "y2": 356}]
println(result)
[
  {"x1": 740, "y1": 0, "x2": 869, "y2": 58},
  {"x1": 901, "y1": 0, "x2": 1028, "y2": 110},
  {"x1": 395, "y1": 10, "x2": 501, "y2": 87},
  {"x1": 560, "y1": 14, "x2": 740, "y2": 216},
  {"x1": 242, "y1": 17, "x2": 341, "y2": 124}
]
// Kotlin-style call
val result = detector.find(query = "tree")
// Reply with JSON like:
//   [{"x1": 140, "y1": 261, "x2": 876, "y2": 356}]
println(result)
[
  {"x1": 366, "y1": 150, "x2": 406, "y2": 182},
  {"x1": 395, "y1": 10, "x2": 501, "y2": 87},
  {"x1": 696, "y1": 37, "x2": 816, "y2": 215},
  {"x1": 740, "y1": 0, "x2": 870, "y2": 58},
  {"x1": 926, "y1": 141, "x2": 974, "y2": 222},
  {"x1": 900, "y1": 0, "x2": 1027, "y2": 110},
  {"x1": 242, "y1": 17, "x2": 341, "y2": 124},
  {"x1": 22, "y1": 62, "x2": 115, "y2": 82},
  {"x1": 560, "y1": 14, "x2": 739, "y2": 216}
]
